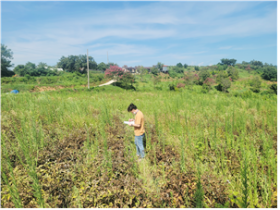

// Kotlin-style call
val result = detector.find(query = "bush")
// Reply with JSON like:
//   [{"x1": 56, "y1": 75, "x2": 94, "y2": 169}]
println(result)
[
  {"x1": 250, "y1": 87, "x2": 260, "y2": 93},
  {"x1": 112, "y1": 81, "x2": 136, "y2": 90},
  {"x1": 203, "y1": 77, "x2": 215, "y2": 86},
  {"x1": 168, "y1": 84, "x2": 176, "y2": 91},
  {"x1": 215, "y1": 78, "x2": 231, "y2": 92},
  {"x1": 154, "y1": 86, "x2": 162, "y2": 90},
  {"x1": 173, "y1": 66, "x2": 184, "y2": 74},
  {"x1": 227, "y1": 66, "x2": 239, "y2": 81},
  {"x1": 261, "y1": 90, "x2": 275, "y2": 96},
  {"x1": 201, "y1": 84, "x2": 210, "y2": 93},
  {"x1": 199, "y1": 70, "x2": 210, "y2": 82},
  {"x1": 233, "y1": 90, "x2": 253, "y2": 99},
  {"x1": 177, "y1": 83, "x2": 185, "y2": 88},
  {"x1": 105, "y1": 65, "x2": 124, "y2": 80},
  {"x1": 150, "y1": 67, "x2": 159, "y2": 76},
  {"x1": 270, "y1": 84, "x2": 277, "y2": 94},
  {"x1": 249, "y1": 76, "x2": 261, "y2": 93},
  {"x1": 261, "y1": 66, "x2": 277, "y2": 81}
]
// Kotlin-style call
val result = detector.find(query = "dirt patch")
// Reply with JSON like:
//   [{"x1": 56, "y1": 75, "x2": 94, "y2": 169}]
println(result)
[{"x1": 34, "y1": 85, "x2": 68, "y2": 92}]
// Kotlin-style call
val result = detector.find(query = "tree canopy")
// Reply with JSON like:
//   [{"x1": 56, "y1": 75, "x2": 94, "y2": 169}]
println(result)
[
  {"x1": 1, "y1": 44, "x2": 15, "y2": 77},
  {"x1": 220, "y1": 58, "x2": 237, "y2": 66},
  {"x1": 57, "y1": 55, "x2": 97, "y2": 72},
  {"x1": 261, "y1": 66, "x2": 277, "y2": 81},
  {"x1": 176, "y1": 63, "x2": 183, "y2": 68},
  {"x1": 13, "y1": 62, "x2": 62, "y2": 77}
]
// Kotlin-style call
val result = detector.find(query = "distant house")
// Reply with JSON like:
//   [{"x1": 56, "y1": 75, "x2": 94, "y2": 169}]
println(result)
[
  {"x1": 161, "y1": 65, "x2": 169, "y2": 73},
  {"x1": 123, "y1": 67, "x2": 136, "y2": 74}
]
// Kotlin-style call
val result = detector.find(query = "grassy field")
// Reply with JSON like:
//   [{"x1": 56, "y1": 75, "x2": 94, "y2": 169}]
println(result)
[
  {"x1": 1, "y1": 72, "x2": 107, "y2": 94},
  {"x1": 1, "y1": 74, "x2": 277, "y2": 207}
]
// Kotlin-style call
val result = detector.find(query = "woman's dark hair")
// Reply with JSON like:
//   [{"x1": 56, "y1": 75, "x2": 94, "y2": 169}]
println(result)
[{"x1": 127, "y1": 103, "x2": 137, "y2": 112}]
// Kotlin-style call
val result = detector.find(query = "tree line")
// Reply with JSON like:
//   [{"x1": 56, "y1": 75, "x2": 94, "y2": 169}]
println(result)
[{"x1": 1, "y1": 44, "x2": 277, "y2": 81}]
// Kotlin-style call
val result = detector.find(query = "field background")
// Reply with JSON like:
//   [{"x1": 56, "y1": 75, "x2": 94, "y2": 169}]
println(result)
[{"x1": 1, "y1": 68, "x2": 277, "y2": 208}]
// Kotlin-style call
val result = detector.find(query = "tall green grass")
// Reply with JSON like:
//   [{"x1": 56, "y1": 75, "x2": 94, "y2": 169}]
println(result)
[{"x1": 1, "y1": 83, "x2": 277, "y2": 207}]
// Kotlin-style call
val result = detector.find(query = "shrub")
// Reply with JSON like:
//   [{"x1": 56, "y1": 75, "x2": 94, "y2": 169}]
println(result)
[
  {"x1": 199, "y1": 70, "x2": 210, "y2": 82},
  {"x1": 150, "y1": 67, "x2": 159, "y2": 76},
  {"x1": 249, "y1": 76, "x2": 261, "y2": 93},
  {"x1": 168, "y1": 84, "x2": 176, "y2": 91},
  {"x1": 215, "y1": 78, "x2": 231, "y2": 92},
  {"x1": 250, "y1": 87, "x2": 260, "y2": 93},
  {"x1": 203, "y1": 77, "x2": 215, "y2": 86},
  {"x1": 215, "y1": 71, "x2": 228, "y2": 84},
  {"x1": 227, "y1": 66, "x2": 239, "y2": 81},
  {"x1": 154, "y1": 86, "x2": 162, "y2": 90},
  {"x1": 177, "y1": 83, "x2": 185, "y2": 88},
  {"x1": 201, "y1": 84, "x2": 210, "y2": 93},
  {"x1": 270, "y1": 84, "x2": 277, "y2": 94},
  {"x1": 173, "y1": 66, "x2": 184, "y2": 74},
  {"x1": 261, "y1": 90, "x2": 275, "y2": 96},
  {"x1": 104, "y1": 66, "x2": 124, "y2": 80},
  {"x1": 168, "y1": 70, "x2": 177, "y2": 78},
  {"x1": 261, "y1": 66, "x2": 277, "y2": 81},
  {"x1": 112, "y1": 81, "x2": 136, "y2": 90}
]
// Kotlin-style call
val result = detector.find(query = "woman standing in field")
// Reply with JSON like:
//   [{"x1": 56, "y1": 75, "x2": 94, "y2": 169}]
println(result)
[{"x1": 127, "y1": 103, "x2": 145, "y2": 161}]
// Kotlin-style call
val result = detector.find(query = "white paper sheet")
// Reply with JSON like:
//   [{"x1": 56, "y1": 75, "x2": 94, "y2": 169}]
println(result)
[{"x1": 124, "y1": 121, "x2": 134, "y2": 125}]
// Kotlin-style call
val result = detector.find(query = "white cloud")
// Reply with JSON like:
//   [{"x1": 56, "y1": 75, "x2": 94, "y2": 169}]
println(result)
[{"x1": 2, "y1": 1, "x2": 276, "y2": 66}]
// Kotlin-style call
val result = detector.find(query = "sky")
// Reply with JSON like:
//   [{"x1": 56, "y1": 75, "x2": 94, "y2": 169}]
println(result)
[{"x1": 1, "y1": 1, "x2": 277, "y2": 68}]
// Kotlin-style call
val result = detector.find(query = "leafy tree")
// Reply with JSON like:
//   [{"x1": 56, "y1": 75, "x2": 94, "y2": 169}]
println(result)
[
  {"x1": 173, "y1": 66, "x2": 184, "y2": 74},
  {"x1": 261, "y1": 66, "x2": 277, "y2": 81},
  {"x1": 245, "y1": 65, "x2": 252, "y2": 73},
  {"x1": 250, "y1": 60, "x2": 263, "y2": 67},
  {"x1": 194, "y1": 66, "x2": 199, "y2": 71},
  {"x1": 150, "y1": 67, "x2": 159, "y2": 76},
  {"x1": 1, "y1": 44, "x2": 15, "y2": 77},
  {"x1": 97, "y1": 62, "x2": 107, "y2": 71},
  {"x1": 136, "y1": 66, "x2": 148, "y2": 75},
  {"x1": 216, "y1": 70, "x2": 228, "y2": 83},
  {"x1": 120, "y1": 72, "x2": 135, "y2": 87},
  {"x1": 217, "y1": 64, "x2": 227, "y2": 71},
  {"x1": 216, "y1": 78, "x2": 231, "y2": 92},
  {"x1": 220, "y1": 58, "x2": 237, "y2": 66},
  {"x1": 250, "y1": 76, "x2": 262, "y2": 93},
  {"x1": 176, "y1": 63, "x2": 183, "y2": 68},
  {"x1": 184, "y1": 64, "x2": 188, "y2": 68},
  {"x1": 106, "y1": 62, "x2": 118, "y2": 69},
  {"x1": 227, "y1": 66, "x2": 239, "y2": 82},
  {"x1": 57, "y1": 55, "x2": 97, "y2": 72},
  {"x1": 13, "y1": 65, "x2": 26, "y2": 76},
  {"x1": 198, "y1": 70, "x2": 210, "y2": 82},
  {"x1": 157, "y1": 62, "x2": 164, "y2": 71},
  {"x1": 25, "y1": 62, "x2": 36, "y2": 70},
  {"x1": 104, "y1": 65, "x2": 124, "y2": 81},
  {"x1": 37, "y1": 62, "x2": 48, "y2": 69}
]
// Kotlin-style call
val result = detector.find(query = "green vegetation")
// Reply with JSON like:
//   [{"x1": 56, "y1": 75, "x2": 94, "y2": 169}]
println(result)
[
  {"x1": 1, "y1": 48, "x2": 277, "y2": 207},
  {"x1": 1, "y1": 44, "x2": 15, "y2": 77},
  {"x1": 1, "y1": 67, "x2": 277, "y2": 207}
]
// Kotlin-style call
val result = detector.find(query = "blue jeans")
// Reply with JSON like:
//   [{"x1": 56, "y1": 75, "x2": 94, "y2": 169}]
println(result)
[{"x1": 135, "y1": 133, "x2": 145, "y2": 158}]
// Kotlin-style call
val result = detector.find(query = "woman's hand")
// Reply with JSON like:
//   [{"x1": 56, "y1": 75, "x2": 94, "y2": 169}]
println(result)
[{"x1": 129, "y1": 119, "x2": 134, "y2": 122}]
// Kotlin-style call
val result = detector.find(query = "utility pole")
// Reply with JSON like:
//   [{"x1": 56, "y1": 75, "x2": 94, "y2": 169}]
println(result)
[{"x1": 87, "y1": 49, "x2": 89, "y2": 89}]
